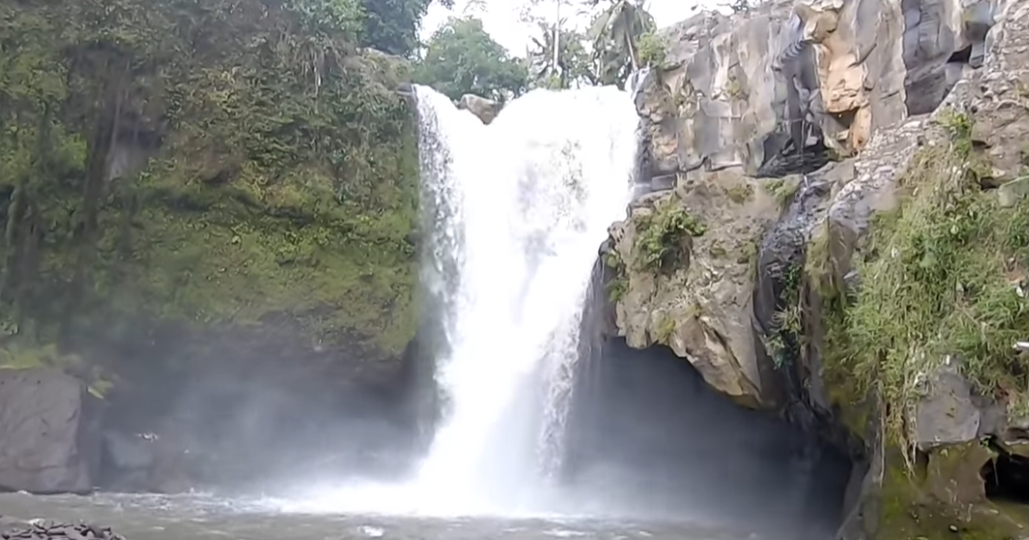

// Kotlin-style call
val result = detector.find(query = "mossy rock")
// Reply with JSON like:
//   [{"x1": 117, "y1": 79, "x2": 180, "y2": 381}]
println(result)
[
  {"x1": 801, "y1": 107, "x2": 1029, "y2": 540},
  {"x1": 878, "y1": 445, "x2": 1029, "y2": 540},
  {"x1": 807, "y1": 109, "x2": 1029, "y2": 446}
]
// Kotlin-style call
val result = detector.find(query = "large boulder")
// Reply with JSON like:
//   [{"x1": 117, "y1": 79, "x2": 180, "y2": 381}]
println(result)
[
  {"x1": 457, "y1": 94, "x2": 502, "y2": 124},
  {"x1": 0, "y1": 369, "x2": 102, "y2": 494},
  {"x1": 606, "y1": 171, "x2": 785, "y2": 408}
]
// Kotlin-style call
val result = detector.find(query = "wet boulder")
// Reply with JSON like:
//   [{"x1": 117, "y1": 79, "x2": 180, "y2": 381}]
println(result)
[
  {"x1": 911, "y1": 357, "x2": 983, "y2": 451},
  {"x1": 0, "y1": 369, "x2": 102, "y2": 494},
  {"x1": 457, "y1": 94, "x2": 501, "y2": 125}
]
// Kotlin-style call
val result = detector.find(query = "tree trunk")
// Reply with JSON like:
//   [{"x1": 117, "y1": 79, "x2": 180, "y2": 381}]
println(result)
[
  {"x1": 553, "y1": 0, "x2": 561, "y2": 78},
  {"x1": 626, "y1": 33, "x2": 638, "y2": 72}
]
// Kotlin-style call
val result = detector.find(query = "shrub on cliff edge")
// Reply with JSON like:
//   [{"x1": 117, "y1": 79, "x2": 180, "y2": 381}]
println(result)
[{"x1": 814, "y1": 109, "x2": 1029, "y2": 446}]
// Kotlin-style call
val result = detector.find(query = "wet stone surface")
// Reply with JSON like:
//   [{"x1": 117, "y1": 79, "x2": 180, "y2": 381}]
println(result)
[{"x1": 1, "y1": 521, "x2": 126, "y2": 540}]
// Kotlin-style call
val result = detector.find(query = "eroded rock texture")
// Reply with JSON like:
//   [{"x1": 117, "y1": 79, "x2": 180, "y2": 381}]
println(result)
[
  {"x1": 615, "y1": 0, "x2": 1016, "y2": 409},
  {"x1": 607, "y1": 174, "x2": 784, "y2": 407},
  {"x1": 636, "y1": 0, "x2": 995, "y2": 186}
]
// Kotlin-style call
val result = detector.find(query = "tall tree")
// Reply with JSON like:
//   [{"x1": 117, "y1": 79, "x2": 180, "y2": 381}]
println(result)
[
  {"x1": 586, "y1": 0, "x2": 656, "y2": 88},
  {"x1": 414, "y1": 17, "x2": 529, "y2": 102},
  {"x1": 519, "y1": 0, "x2": 586, "y2": 86},
  {"x1": 527, "y1": 21, "x2": 593, "y2": 89}
]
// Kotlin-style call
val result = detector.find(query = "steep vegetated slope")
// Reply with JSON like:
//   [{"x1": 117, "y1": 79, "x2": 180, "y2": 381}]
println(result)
[{"x1": 0, "y1": 0, "x2": 427, "y2": 489}]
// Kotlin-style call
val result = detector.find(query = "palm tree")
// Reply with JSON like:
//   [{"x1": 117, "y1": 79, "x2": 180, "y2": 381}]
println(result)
[
  {"x1": 587, "y1": 0, "x2": 656, "y2": 88},
  {"x1": 528, "y1": 21, "x2": 593, "y2": 89}
]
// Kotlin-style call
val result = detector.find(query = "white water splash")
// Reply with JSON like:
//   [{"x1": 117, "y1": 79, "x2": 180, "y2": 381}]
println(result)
[{"x1": 281, "y1": 84, "x2": 639, "y2": 516}]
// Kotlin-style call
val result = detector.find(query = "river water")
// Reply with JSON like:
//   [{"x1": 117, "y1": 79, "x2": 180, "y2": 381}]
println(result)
[{"x1": 0, "y1": 493, "x2": 787, "y2": 540}]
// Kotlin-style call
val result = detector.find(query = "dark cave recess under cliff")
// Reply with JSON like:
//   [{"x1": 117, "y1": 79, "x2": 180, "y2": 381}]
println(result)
[{"x1": 562, "y1": 336, "x2": 853, "y2": 536}]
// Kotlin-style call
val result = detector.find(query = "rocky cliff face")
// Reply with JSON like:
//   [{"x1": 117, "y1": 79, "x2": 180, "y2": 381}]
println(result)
[
  {"x1": 0, "y1": 0, "x2": 427, "y2": 492},
  {"x1": 636, "y1": 0, "x2": 994, "y2": 185},
  {"x1": 612, "y1": 0, "x2": 1029, "y2": 536}
]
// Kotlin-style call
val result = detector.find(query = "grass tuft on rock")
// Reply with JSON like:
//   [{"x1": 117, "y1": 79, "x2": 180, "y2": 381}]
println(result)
[
  {"x1": 817, "y1": 108, "x2": 1029, "y2": 446},
  {"x1": 634, "y1": 199, "x2": 707, "y2": 273},
  {"x1": 764, "y1": 177, "x2": 800, "y2": 208},
  {"x1": 604, "y1": 250, "x2": 629, "y2": 303}
]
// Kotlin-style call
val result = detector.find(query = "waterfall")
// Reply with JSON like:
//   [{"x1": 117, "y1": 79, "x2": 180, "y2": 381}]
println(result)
[
  {"x1": 277, "y1": 84, "x2": 639, "y2": 516},
  {"x1": 411, "y1": 84, "x2": 639, "y2": 511}
]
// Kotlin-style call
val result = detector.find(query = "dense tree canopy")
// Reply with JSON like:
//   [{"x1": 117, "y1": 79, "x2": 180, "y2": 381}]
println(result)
[
  {"x1": 358, "y1": 0, "x2": 454, "y2": 57},
  {"x1": 0, "y1": 0, "x2": 424, "y2": 374},
  {"x1": 414, "y1": 17, "x2": 529, "y2": 102},
  {"x1": 518, "y1": 0, "x2": 658, "y2": 89}
]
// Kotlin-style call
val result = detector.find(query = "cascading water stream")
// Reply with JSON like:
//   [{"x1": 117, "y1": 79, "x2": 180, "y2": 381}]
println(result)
[
  {"x1": 279, "y1": 83, "x2": 640, "y2": 516},
  {"x1": 411, "y1": 84, "x2": 639, "y2": 513}
]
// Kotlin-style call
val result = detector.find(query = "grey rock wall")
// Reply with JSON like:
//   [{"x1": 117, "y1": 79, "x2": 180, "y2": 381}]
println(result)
[{"x1": 635, "y1": 0, "x2": 999, "y2": 190}]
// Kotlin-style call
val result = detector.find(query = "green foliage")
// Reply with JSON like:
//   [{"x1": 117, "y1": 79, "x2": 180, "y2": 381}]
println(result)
[
  {"x1": 357, "y1": 0, "x2": 451, "y2": 57},
  {"x1": 634, "y1": 200, "x2": 707, "y2": 272},
  {"x1": 607, "y1": 277, "x2": 628, "y2": 303},
  {"x1": 817, "y1": 109, "x2": 1029, "y2": 446},
  {"x1": 414, "y1": 17, "x2": 529, "y2": 102},
  {"x1": 764, "y1": 177, "x2": 801, "y2": 207},
  {"x1": 527, "y1": 22, "x2": 596, "y2": 90},
  {"x1": 286, "y1": 0, "x2": 365, "y2": 41},
  {"x1": 936, "y1": 108, "x2": 974, "y2": 155},
  {"x1": 604, "y1": 250, "x2": 628, "y2": 302},
  {"x1": 588, "y1": 0, "x2": 656, "y2": 89},
  {"x1": 636, "y1": 31, "x2": 667, "y2": 68},
  {"x1": 766, "y1": 263, "x2": 803, "y2": 369},
  {"x1": 0, "y1": 0, "x2": 421, "y2": 367}
]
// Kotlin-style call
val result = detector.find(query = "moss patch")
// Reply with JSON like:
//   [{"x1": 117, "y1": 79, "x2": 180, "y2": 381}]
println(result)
[{"x1": 878, "y1": 447, "x2": 1029, "y2": 540}]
